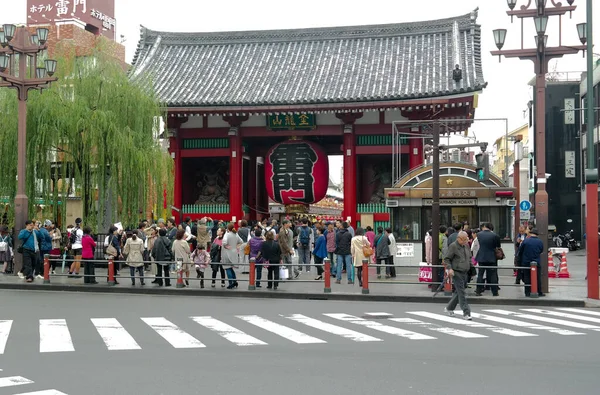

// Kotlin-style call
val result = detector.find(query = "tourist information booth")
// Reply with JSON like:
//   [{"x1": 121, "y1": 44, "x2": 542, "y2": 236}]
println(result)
[{"x1": 130, "y1": 10, "x2": 487, "y2": 223}]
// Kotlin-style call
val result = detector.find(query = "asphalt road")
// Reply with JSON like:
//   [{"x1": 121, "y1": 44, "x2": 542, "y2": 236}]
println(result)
[{"x1": 0, "y1": 290, "x2": 599, "y2": 395}]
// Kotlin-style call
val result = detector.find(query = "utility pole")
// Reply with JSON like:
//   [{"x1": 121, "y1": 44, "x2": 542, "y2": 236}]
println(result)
[{"x1": 431, "y1": 123, "x2": 441, "y2": 288}]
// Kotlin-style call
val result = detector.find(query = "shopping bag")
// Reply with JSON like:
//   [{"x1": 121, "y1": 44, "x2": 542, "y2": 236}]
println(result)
[
  {"x1": 418, "y1": 262, "x2": 432, "y2": 283},
  {"x1": 279, "y1": 266, "x2": 289, "y2": 280}
]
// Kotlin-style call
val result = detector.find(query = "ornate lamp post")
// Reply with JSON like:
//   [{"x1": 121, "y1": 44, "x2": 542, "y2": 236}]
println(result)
[
  {"x1": 0, "y1": 25, "x2": 58, "y2": 273},
  {"x1": 491, "y1": 0, "x2": 587, "y2": 294}
]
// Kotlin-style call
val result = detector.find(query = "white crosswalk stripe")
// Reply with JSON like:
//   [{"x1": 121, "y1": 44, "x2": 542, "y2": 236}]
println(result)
[
  {"x1": 191, "y1": 316, "x2": 267, "y2": 346},
  {"x1": 141, "y1": 317, "x2": 205, "y2": 348},
  {"x1": 0, "y1": 376, "x2": 34, "y2": 388},
  {"x1": 13, "y1": 390, "x2": 68, "y2": 395},
  {"x1": 91, "y1": 318, "x2": 141, "y2": 351},
  {"x1": 389, "y1": 318, "x2": 488, "y2": 338},
  {"x1": 325, "y1": 314, "x2": 436, "y2": 340},
  {"x1": 407, "y1": 311, "x2": 538, "y2": 337},
  {"x1": 521, "y1": 309, "x2": 600, "y2": 324},
  {"x1": 0, "y1": 320, "x2": 12, "y2": 354},
  {"x1": 469, "y1": 312, "x2": 584, "y2": 336},
  {"x1": 236, "y1": 315, "x2": 326, "y2": 344},
  {"x1": 483, "y1": 309, "x2": 600, "y2": 330},
  {"x1": 39, "y1": 319, "x2": 74, "y2": 353},
  {"x1": 557, "y1": 308, "x2": 600, "y2": 317},
  {"x1": 283, "y1": 314, "x2": 382, "y2": 342}
]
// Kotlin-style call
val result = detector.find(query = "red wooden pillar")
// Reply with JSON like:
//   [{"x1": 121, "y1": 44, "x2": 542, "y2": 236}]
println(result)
[
  {"x1": 409, "y1": 136, "x2": 423, "y2": 170},
  {"x1": 337, "y1": 113, "x2": 362, "y2": 225},
  {"x1": 167, "y1": 117, "x2": 187, "y2": 220},
  {"x1": 248, "y1": 155, "x2": 257, "y2": 221},
  {"x1": 224, "y1": 115, "x2": 248, "y2": 224}
]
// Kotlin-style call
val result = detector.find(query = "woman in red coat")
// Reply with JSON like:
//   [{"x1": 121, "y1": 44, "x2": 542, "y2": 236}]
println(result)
[{"x1": 81, "y1": 227, "x2": 98, "y2": 284}]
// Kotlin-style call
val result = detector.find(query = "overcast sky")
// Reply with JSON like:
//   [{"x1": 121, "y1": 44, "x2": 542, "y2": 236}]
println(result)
[{"x1": 4, "y1": 0, "x2": 599, "y2": 184}]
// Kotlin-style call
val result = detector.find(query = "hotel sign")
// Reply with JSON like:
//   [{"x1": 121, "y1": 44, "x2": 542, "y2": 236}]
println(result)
[
  {"x1": 267, "y1": 114, "x2": 316, "y2": 131},
  {"x1": 423, "y1": 199, "x2": 477, "y2": 206}
]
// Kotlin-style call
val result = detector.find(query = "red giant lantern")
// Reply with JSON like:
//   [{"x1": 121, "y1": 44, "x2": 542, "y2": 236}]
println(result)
[{"x1": 265, "y1": 140, "x2": 329, "y2": 205}]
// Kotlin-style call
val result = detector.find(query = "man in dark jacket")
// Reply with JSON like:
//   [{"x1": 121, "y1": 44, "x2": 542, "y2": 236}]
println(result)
[
  {"x1": 151, "y1": 228, "x2": 172, "y2": 287},
  {"x1": 518, "y1": 228, "x2": 545, "y2": 297},
  {"x1": 475, "y1": 222, "x2": 501, "y2": 296},
  {"x1": 335, "y1": 222, "x2": 353, "y2": 284},
  {"x1": 443, "y1": 231, "x2": 473, "y2": 320}
]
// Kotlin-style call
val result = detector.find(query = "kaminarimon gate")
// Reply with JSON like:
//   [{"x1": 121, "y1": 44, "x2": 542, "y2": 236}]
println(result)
[{"x1": 131, "y1": 9, "x2": 502, "y2": 232}]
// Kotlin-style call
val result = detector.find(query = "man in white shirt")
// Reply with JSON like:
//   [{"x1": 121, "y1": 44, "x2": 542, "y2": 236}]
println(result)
[
  {"x1": 385, "y1": 228, "x2": 397, "y2": 278},
  {"x1": 68, "y1": 217, "x2": 84, "y2": 278}
]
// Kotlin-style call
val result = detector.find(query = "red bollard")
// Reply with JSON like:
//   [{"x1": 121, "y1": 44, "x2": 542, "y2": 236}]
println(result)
[
  {"x1": 176, "y1": 258, "x2": 185, "y2": 288},
  {"x1": 43, "y1": 254, "x2": 50, "y2": 284},
  {"x1": 362, "y1": 259, "x2": 369, "y2": 294},
  {"x1": 324, "y1": 258, "x2": 331, "y2": 293},
  {"x1": 248, "y1": 258, "x2": 256, "y2": 290},
  {"x1": 107, "y1": 258, "x2": 115, "y2": 286},
  {"x1": 530, "y1": 262, "x2": 539, "y2": 298},
  {"x1": 444, "y1": 268, "x2": 453, "y2": 296}
]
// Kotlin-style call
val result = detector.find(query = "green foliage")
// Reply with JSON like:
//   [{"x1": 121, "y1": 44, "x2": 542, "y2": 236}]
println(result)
[{"x1": 0, "y1": 44, "x2": 173, "y2": 230}]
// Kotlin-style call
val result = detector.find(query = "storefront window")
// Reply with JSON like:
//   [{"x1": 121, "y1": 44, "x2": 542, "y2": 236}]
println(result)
[
  {"x1": 479, "y1": 207, "x2": 511, "y2": 240},
  {"x1": 391, "y1": 207, "x2": 421, "y2": 240}
]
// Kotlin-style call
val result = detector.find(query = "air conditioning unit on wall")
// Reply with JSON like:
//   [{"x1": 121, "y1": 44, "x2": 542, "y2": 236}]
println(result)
[{"x1": 386, "y1": 199, "x2": 399, "y2": 207}]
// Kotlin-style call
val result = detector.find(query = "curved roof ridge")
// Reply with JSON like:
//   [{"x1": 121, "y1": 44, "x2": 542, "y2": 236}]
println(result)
[{"x1": 138, "y1": 10, "x2": 479, "y2": 46}]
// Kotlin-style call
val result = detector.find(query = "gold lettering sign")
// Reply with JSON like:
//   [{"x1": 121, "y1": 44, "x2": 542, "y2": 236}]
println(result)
[{"x1": 267, "y1": 114, "x2": 316, "y2": 131}]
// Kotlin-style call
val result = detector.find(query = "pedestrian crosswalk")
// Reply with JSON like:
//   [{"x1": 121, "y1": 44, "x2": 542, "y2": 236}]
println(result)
[
  {"x1": 0, "y1": 370, "x2": 67, "y2": 394},
  {"x1": 1, "y1": 308, "x2": 600, "y2": 354}
]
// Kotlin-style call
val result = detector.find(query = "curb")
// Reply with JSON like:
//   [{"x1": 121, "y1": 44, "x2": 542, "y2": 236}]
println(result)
[{"x1": 0, "y1": 283, "x2": 586, "y2": 307}]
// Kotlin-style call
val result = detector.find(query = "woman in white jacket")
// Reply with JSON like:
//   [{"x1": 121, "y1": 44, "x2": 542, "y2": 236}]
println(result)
[{"x1": 124, "y1": 232, "x2": 145, "y2": 286}]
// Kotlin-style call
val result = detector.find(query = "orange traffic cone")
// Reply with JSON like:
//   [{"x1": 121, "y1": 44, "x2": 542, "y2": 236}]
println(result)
[
  {"x1": 558, "y1": 252, "x2": 570, "y2": 278},
  {"x1": 547, "y1": 251, "x2": 557, "y2": 278}
]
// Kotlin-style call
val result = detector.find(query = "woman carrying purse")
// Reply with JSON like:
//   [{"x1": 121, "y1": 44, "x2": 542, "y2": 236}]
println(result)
[{"x1": 350, "y1": 227, "x2": 371, "y2": 286}]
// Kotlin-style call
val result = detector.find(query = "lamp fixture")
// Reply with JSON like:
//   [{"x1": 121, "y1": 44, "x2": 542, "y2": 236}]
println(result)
[
  {"x1": 30, "y1": 34, "x2": 39, "y2": 46},
  {"x1": 36, "y1": 28, "x2": 49, "y2": 45},
  {"x1": 535, "y1": 35, "x2": 548, "y2": 52},
  {"x1": 534, "y1": 16, "x2": 549, "y2": 35},
  {"x1": 0, "y1": 53, "x2": 8, "y2": 72},
  {"x1": 507, "y1": 0, "x2": 518, "y2": 10},
  {"x1": 493, "y1": 29, "x2": 507, "y2": 50},
  {"x1": 577, "y1": 22, "x2": 587, "y2": 45},
  {"x1": 35, "y1": 67, "x2": 46, "y2": 79},
  {"x1": 0, "y1": 31, "x2": 5, "y2": 47},
  {"x1": 534, "y1": 0, "x2": 547, "y2": 14},
  {"x1": 44, "y1": 59, "x2": 57, "y2": 76},
  {"x1": 2, "y1": 24, "x2": 16, "y2": 42}
]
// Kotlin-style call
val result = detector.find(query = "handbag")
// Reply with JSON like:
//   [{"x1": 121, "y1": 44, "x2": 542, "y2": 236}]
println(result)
[
  {"x1": 362, "y1": 238, "x2": 373, "y2": 257},
  {"x1": 495, "y1": 247, "x2": 505, "y2": 260},
  {"x1": 244, "y1": 243, "x2": 250, "y2": 256},
  {"x1": 0, "y1": 236, "x2": 7, "y2": 252},
  {"x1": 106, "y1": 236, "x2": 118, "y2": 257},
  {"x1": 17, "y1": 231, "x2": 32, "y2": 254},
  {"x1": 279, "y1": 266, "x2": 289, "y2": 280},
  {"x1": 418, "y1": 262, "x2": 432, "y2": 283}
]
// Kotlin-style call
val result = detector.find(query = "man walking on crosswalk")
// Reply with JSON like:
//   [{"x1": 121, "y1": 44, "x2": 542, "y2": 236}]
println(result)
[{"x1": 443, "y1": 231, "x2": 473, "y2": 320}]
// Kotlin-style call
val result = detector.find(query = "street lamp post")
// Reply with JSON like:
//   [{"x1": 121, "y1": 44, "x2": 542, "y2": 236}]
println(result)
[
  {"x1": 0, "y1": 25, "x2": 58, "y2": 273},
  {"x1": 491, "y1": 0, "x2": 587, "y2": 294}
]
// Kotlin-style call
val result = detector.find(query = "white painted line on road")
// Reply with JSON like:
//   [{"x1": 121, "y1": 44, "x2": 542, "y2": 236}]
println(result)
[
  {"x1": 13, "y1": 390, "x2": 68, "y2": 395},
  {"x1": 91, "y1": 318, "x2": 141, "y2": 351},
  {"x1": 325, "y1": 313, "x2": 435, "y2": 340},
  {"x1": 390, "y1": 318, "x2": 488, "y2": 339},
  {"x1": 0, "y1": 320, "x2": 12, "y2": 354},
  {"x1": 521, "y1": 309, "x2": 600, "y2": 325},
  {"x1": 191, "y1": 316, "x2": 267, "y2": 346},
  {"x1": 470, "y1": 313, "x2": 584, "y2": 336},
  {"x1": 283, "y1": 314, "x2": 382, "y2": 342},
  {"x1": 0, "y1": 376, "x2": 34, "y2": 388},
  {"x1": 483, "y1": 310, "x2": 600, "y2": 331},
  {"x1": 39, "y1": 319, "x2": 74, "y2": 353},
  {"x1": 557, "y1": 308, "x2": 600, "y2": 317},
  {"x1": 407, "y1": 312, "x2": 537, "y2": 337},
  {"x1": 141, "y1": 317, "x2": 205, "y2": 349},
  {"x1": 364, "y1": 312, "x2": 394, "y2": 317},
  {"x1": 236, "y1": 315, "x2": 326, "y2": 344}
]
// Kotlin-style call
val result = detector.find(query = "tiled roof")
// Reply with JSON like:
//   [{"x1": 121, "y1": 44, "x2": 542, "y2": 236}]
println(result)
[{"x1": 130, "y1": 9, "x2": 486, "y2": 109}]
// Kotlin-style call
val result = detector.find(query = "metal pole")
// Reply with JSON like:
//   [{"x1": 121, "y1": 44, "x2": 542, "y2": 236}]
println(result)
[
  {"x1": 505, "y1": 120, "x2": 509, "y2": 184},
  {"x1": 514, "y1": 158, "x2": 521, "y2": 236},
  {"x1": 585, "y1": 0, "x2": 599, "y2": 299},
  {"x1": 535, "y1": 69, "x2": 550, "y2": 294},
  {"x1": 431, "y1": 123, "x2": 441, "y2": 290}
]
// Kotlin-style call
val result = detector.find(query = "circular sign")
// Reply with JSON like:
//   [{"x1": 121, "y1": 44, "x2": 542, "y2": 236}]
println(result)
[
  {"x1": 265, "y1": 140, "x2": 329, "y2": 205},
  {"x1": 519, "y1": 200, "x2": 532, "y2": 211}
]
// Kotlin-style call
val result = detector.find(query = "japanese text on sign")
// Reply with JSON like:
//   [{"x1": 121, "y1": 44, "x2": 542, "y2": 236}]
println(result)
[
  {"x1": 267, "y1": 114, "x2": 316, "y2": 131},
  {"x1": 91, "y1": 8, "x2": 116, "y2": 30},
  {"x1": 30, "y1": 0, "x2": 86, "y2": 17},
  {"x1": 565, "y1": 151, "x2": 575, "y2": 179},
  {"x1": 396, "y1": 243, "x2": 414, "y2": 258}
]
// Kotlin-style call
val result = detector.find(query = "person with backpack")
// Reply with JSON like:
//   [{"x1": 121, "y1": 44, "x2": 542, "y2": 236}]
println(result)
[
  {"x1": 18, "y1": 220, "x2": 41, "y2": 283},
  {"x1": 374, "y1": 227, "x2": 391, "y2": 279},
  {"x1": 68, "y1": 218, "x2": 84, "y2": 278},
  {"x1": 151, "y1": 228, "x2": 172, "y2": 287},
  {"x1": 296, "y1": 218, "x2": 314, "y2": 274},
  {"x1": 0, "y1": 226, "x2": 13, "y2": 274}
]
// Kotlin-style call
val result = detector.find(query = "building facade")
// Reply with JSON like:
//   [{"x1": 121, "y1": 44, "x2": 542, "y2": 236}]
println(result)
[{"x1": 130, "y1": 10, "x2": 488, "y2": 229}]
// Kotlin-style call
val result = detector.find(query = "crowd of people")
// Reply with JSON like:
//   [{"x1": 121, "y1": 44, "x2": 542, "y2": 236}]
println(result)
[{"x1": 12, "y1": 216, "x2": 401, "y2": 289}]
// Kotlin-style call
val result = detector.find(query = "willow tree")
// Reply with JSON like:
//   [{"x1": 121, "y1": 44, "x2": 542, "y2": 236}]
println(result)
[{"x1": 0, "y1": 42, "x2": 173, "y2": 231}]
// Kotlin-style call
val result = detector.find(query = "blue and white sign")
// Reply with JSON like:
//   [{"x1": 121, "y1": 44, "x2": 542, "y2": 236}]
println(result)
[{"x1": 520, "y1": 200, "x2": 532, "y2": 211}]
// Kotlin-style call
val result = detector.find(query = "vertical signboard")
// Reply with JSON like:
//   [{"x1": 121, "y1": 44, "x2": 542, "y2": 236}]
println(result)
[{"x1": 565, "y1": 151, "x2": 576, "y2": 178}]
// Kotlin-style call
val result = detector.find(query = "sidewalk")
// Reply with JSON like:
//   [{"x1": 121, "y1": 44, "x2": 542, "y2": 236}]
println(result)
[{"x1": 0, "y1": 250, "x2": 590, "y2": 307}]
